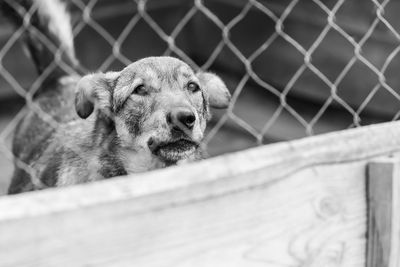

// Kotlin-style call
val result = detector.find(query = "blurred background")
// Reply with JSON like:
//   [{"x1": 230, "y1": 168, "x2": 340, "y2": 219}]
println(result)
[{"x1": 1, "y1": 0, "x2": 400, "y2": 194}]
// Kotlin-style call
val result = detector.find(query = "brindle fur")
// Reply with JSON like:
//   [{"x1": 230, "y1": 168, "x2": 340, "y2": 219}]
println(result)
[{"x1": 4, "y1": 0, "x2": 231, "y2": 194}]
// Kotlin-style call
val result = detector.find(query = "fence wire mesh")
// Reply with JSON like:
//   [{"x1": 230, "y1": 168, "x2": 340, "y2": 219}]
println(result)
[{"x1": 1, "y1": 0, "x2": 400, "y2": 191}]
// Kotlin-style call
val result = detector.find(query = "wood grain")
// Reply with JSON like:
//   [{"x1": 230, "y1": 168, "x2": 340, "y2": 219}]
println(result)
[
  {"x1": 0, "y1": 159, "x2": 367, "y2": 267},
  {"x1": 367, "y1": 158, "x2": 400, "y2": 267},
  {"x1": 1, "y1": 121, "x2": 400, "y2": 266}
]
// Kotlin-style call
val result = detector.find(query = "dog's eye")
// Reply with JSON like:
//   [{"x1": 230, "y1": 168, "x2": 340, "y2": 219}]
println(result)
[
  {"x1": 133, "y1": 84, "x2": 148, "y2": 96},
  {"x1": 187, "y1": 82, "x2": 200, "y2": 93}
]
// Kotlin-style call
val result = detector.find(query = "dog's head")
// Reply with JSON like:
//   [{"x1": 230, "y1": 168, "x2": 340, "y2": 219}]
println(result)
[{"x1": 75, "y1": 57, "x2": 230, "y2": 164}]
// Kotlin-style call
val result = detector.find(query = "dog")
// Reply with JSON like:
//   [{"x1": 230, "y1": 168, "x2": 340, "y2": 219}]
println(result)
[{"x1": 2, "y1": 0, "x2": 231, "y2": 194}]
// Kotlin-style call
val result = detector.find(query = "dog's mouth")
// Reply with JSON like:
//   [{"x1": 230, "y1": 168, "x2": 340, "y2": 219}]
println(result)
[{"x1": 148, "y1": 138, "x2": 199, "y2": 163}]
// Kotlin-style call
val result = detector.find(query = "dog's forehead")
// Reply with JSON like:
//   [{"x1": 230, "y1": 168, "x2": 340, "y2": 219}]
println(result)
[{"x1": 122, "y1": 57, "x2": 195, "y2": 81}]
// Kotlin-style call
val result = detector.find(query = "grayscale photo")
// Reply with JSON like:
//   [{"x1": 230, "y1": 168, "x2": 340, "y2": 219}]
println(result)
[{"x1": 0, "y1": 0, "x2": 398, "y2": 266}]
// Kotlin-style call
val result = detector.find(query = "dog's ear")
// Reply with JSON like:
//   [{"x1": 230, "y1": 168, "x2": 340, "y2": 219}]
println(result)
[
  {"x1": 75, "y1": 72, "x2": 119, "y2": 119},
  {"x1": 197, "y1": 72, "x2": 231, "y2": 109}
]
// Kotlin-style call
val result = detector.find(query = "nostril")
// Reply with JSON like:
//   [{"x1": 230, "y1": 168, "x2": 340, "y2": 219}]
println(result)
[
  {"x1": 147, "y1": 137, "x2": 156, "y2": 151},
  {"x1": 178, "y1": 111, "x2": 196, "y2": 129},
  {"x1": 147, "y1": 137, "x2": 154, "y2": 146},
  {"x1": 166, "y1": 113, "x2": 172, "y2": 125},
  {"x1": 184, "y1": 114, "x2": 195, "y2": 127}
]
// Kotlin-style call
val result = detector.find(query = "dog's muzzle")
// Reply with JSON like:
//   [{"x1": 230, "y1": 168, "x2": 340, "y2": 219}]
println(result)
[{"x1": 147, "y1": 107, "x2": 199, "y2": 163}]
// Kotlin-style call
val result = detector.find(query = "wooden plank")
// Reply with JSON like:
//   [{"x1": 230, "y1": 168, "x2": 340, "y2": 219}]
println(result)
[
  {"x1": 367, "y1": 158, "x2": 400, "y2": 267},
  {"x1": 0, "y1": 161, "x2": 368, "y2": 267},
  {"x1": 0, "y1": 121, "x2": 400, "y2": 265}
]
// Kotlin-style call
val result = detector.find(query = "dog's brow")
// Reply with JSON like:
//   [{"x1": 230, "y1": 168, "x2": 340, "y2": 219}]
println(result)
[
  {"x1": 174, "y1": 65, "x2": 192, "y2": 78},
  {"x1": 115, "y1": 77, "x2": 142, "y2": 96},
  {"x1": 181, "y1": 72, "x2": 192, "y2": 79}
]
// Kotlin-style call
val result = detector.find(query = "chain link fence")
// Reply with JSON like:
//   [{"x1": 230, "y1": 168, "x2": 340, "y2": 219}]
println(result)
[{"x1": 0, "y1": 0, "x2": 400, "y2": 192}]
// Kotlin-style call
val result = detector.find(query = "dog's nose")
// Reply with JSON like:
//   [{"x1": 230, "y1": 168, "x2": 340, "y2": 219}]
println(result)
[{"x1": 167, "y1": 108, "x2": 196, "y2": 131}]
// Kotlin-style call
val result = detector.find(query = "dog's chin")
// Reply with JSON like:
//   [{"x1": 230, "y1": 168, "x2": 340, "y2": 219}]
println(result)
[{"x1": 150, "y1": 139, "x2": 198, "y2": 163}]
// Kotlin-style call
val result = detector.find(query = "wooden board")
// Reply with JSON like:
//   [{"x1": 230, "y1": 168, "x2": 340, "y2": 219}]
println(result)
[
  {"x1": 0, "y1": 161, "x2": 367, "y2": 267},
  {"x1": 367, "y1": 158, "x2": 400, "y2": 267},
  {"x1": 1, "y1": 121, "x2": 400, "y2": 266}
]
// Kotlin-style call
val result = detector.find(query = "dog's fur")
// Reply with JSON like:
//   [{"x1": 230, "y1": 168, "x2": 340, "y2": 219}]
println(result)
[{"x1": 3, "y1": 0, "x2": 231, "y2": 194}]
